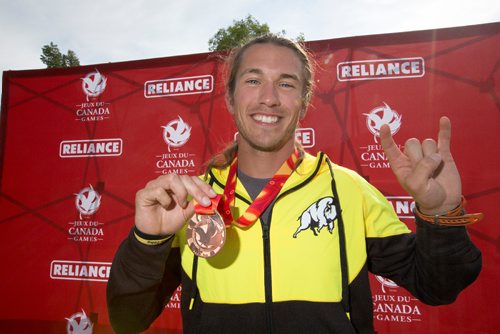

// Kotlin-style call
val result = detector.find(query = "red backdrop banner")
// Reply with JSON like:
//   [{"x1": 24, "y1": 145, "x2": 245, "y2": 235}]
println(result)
[{"x1": 1, "y1": 22, "x2": 499, "y2": 333}]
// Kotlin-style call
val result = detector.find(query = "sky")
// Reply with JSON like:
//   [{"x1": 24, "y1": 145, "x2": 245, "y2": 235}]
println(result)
[{"x1": 0, "y1": 0, "x2": 499, "y2": 93}]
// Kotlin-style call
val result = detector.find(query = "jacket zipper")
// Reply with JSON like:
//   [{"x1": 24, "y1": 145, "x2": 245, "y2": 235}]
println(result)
[
  {"x1": 209, "y1": 154, "x2": 324, "y2": 333},
  {"x1": 261, "y1": 153, "x2": 324, "y2": 334},
  {"x1": 262, "y1": 220, "x2": 274, "y2": 334}
]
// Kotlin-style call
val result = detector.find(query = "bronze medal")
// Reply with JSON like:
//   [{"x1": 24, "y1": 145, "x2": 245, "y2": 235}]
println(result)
[{"x1": 186, "y1": 210, "x2": 226, "y2": 258}]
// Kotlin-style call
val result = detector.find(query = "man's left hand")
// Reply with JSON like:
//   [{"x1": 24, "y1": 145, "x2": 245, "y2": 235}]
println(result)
[{"x1": 380, "y1": 116, "x2": 461, "y2": 215}]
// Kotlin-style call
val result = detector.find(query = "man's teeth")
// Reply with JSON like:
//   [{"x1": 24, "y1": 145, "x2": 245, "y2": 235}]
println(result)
[{"x1": 253, "y1": 114, "x2": 278, "y2": 124}]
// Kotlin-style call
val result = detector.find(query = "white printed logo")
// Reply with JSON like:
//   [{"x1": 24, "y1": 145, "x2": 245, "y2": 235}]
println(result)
[
  {"x1": 51, "y1": 260, "x2": 111, "y2": 282},
  {"x1": 162, "y1": 116, "x2": 192, "y2": 152},
  {"x1": 59, "y1": 138, "x2": 123, "y2": 158},
  {"x1": 364, "y1": 102, "x2": 402, "y2": 143},
  {"x1": 295, "y1": 128, "x2": 315, "y2": 148},
  {"x1": 145, "y1": 75, "x2": 213, "y2": 98},
  {"x1": 375, "y1": 275, "x2": 399, "y2": 293},
  {"x1": 386, "y1": 196, "x2": 416, "y2": 220},
  {"x1": 81, "y1": 70, "x2": 107, "y2": 101},
  {"x1": 294, "y1": 197, "x2": 337, "y2": 238},
  {"x1": 66, "y1": 309, "x2": 93, "y2": 334},
  {"x1": 337, "y1": 57, "x2": 425, "y2": 81},
  {"x1": 75, "y1": 185, "x2": 101, "y2": 218}
]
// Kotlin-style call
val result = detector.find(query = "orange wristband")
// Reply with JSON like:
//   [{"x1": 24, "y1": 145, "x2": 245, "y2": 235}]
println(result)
[{"x1": 414, "y1": 196, "x2": 484, "y2": 227}]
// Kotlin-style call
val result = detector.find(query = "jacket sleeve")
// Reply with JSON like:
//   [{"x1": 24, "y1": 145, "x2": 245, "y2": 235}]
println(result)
[
  {"x1": 106, "y1": 228, "x2": 181, "y2": 334},
  {"x1": 367, "y1": 216, "x2": 482, "y2": 305}
]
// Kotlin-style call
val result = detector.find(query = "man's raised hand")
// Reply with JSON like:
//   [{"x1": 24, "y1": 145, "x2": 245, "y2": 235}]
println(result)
[{"x1": 380, "y1": 116, "x2": 461, "y2": 215}]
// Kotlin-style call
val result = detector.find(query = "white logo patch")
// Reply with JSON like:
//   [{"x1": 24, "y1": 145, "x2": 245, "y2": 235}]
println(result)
[
  {"x1": 162, "y1": 116, "x2": 192, "y2": 152},
  {"x1": 75, "y1": 185, "x2": 101, "y2": 218},
  {"x1": 66, "y1": 309, "x2": 93, "y2": 334},
  {"x1": 81, "y1": 70, "x2": 107, "y2": 101},
  {"x1": 294, "y1": 197, "x2": 337, "y2": 238},
  {"x1": 364, "y1": 102, "x2": 402, "y2": 143}
]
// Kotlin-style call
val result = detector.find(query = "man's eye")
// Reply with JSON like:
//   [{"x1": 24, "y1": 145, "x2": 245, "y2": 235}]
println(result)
[
  {"x1": 246, "y1": 79, "x2": 259, "y2": 85},
  {"x1": 280, "y1": 82, "x2": 294, "y2": 88}
]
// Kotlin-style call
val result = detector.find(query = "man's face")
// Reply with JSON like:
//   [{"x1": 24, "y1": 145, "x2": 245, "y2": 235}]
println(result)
[{"x1": 229, "y1": 43, "x2": 305, "y2": 153}]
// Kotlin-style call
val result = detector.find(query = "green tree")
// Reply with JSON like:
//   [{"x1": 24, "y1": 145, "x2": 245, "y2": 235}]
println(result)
[
  {"x1": 209, "y1": 15, "x2": 303, "y2": 52},
  {"x1": 209, "y1": 15, "x2": 270, "y2": 51},
  {"x1": 40, "y1": 42, "x2": 80, "y2": 68},
  {"x1": 63, "y1": 50, "x2": 80, "y2": 67}
]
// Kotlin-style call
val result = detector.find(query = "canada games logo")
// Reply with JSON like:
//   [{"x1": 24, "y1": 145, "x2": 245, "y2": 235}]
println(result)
[
  {"x1": 372, "y1": 275, "x2": 422, "y2": 324},
  {"x1": 81, "y1": 70, "x2": 107, "y2": 100},
  {"x1": 68, "y1": 185, "x2": 105, "y2": 243},
  {"x1": 66, "y1": 309, "x2": 93, "y2": 334},
  {"x1": 166, "y1": 285, "x2": 182, "y2": 310},
  {"x1": 155, "y1": 116, "x2": 196, "y2": 175},
  {"x1": 375, "y1": 275, "x2": 399, "y2": 294},
  {"x1": 75, "y1": 70, "x2": 112, "y2": 121},
  {"x1": 162, "y1": 116, "x2": 192, "y2": 151},
  {"x1": 359, "y1": 102, "x2": 403, "y2": 169},
  {"x1": 364, "y1": 102, "x2": 402, "y2": 143},
  {"x1": 75, "y1": 185, "x2": 101, "y2": 218}
]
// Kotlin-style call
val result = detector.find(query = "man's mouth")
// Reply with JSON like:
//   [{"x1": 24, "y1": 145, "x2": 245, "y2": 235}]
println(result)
[{"x1": 252, "y1": 114, "x2": 279, "y2": 124}]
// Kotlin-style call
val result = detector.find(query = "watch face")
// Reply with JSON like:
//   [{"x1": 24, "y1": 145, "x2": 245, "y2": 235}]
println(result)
[{"x1": 186, "y1": 211, "x2": 226, "y2": 258}]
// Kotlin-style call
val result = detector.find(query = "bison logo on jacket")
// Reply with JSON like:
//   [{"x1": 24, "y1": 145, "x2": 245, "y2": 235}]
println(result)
[{"x1": 294, "y1": 197, "x2": 337, "y2": 238}]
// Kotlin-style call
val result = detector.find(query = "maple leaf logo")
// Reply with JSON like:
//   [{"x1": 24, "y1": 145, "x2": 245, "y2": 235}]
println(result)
[
  {"x1": 66, "y1": 309, "x2": 93, "y2": 334},
  {"x1": 364, "y1": 102, "x2": 402, "y2": 143},
  {"x1": 162, "y1": 116, "x2": 192, "y2": 152},
  {"x1": 375, "y1": 275, "x2": 399, "y2": 294},
  {"x1": 75, "y1": 185, "x2": 101, "y2": 219},
  {"x1": 81, "y1": 70, "x2": 107, "y2": 101}
]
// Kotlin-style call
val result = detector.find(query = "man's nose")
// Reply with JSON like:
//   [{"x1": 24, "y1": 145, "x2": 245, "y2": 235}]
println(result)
[{"x1": 259, "y1": 82, "x2": 280, "y2": 107}]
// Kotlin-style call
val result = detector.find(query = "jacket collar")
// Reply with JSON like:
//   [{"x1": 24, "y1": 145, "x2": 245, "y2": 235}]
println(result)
[{"x1": 208, "y1": 151, "x2": 329, "y2": 199}]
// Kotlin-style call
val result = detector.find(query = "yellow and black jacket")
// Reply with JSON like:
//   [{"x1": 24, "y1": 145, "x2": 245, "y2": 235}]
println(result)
[{"x1": 107, "y1": 152, "x2": 481, "y2": 334}]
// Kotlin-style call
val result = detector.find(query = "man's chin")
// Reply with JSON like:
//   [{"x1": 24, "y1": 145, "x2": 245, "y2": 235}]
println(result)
[
  {"x1": 247, "y1": 139, "x2": 290, "y2": 153},
  {"x1": 237, "y1": 130, "x2": 295, "y2": 153}
]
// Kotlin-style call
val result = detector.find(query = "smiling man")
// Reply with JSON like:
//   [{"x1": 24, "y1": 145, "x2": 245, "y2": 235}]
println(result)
[{"x1": 107, "y1": 34, "x2": 482, "y2": 334}]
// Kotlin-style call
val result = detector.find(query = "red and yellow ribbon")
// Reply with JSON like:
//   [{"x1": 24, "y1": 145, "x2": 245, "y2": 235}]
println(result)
[{"x1": 218, "y1": 149, "x2": 299, "y2": 228}]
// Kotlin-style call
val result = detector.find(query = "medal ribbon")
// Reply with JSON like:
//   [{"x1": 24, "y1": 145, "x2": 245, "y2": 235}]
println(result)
[
  {"x1": 219, "y1": 149, "x2": 299, "y2": 228},
  {"x1": 193, "y1": 194, "x2": 222, "y2": 215}
]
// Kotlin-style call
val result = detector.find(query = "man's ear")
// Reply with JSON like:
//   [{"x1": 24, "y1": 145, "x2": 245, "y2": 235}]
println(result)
[{"x1": 226, "y1": 94, "x2": 234, "y2": 114}]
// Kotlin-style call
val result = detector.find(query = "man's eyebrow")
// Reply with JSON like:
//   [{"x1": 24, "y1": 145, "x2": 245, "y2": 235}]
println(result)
[
  {"x1": 240, "y1": 68, "x2": 300, "y2": 81},
  {"x1": 280, "y1": 73, "x2": 300, "y2": 81},
  {"x1": 240, "y1": 68, "x2": 263, "y2": 76}
]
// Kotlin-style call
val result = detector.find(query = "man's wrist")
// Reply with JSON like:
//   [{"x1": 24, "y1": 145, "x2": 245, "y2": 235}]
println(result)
[
  {"x1": 414, "y1": 196, "x2": 484, "y2": 227},
  {"x1": 133, "y1": 226, "x2": 174, "y2": 246}
]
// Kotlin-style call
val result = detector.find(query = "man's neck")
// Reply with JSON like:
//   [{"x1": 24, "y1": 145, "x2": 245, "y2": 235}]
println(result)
[{"x1": 236, "y1": 141, "x2": 295, "y2": 179}]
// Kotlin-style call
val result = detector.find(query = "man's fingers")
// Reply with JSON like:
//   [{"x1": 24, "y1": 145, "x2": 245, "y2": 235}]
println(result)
[
  {"x1": 139, "y1": 174, "x2": 216, "y2": 210},
  {"x1": 404, "y1": 138, "x2": 423, "y2": 164},
  {"x1": 175, "y1": 176, "x2": 215, "y2": 207},
  {"x1": 380, "y1": 124, "x2": 402, "y2": 162},
  {"x1": 191, "y1": 176, "x2": 218, "y2": 198},
  {"x1": 422, "y1": 139, "x2": 437, "y2": 157},
  {"x1": 438, "y1": 116, "x2": 452, "y2": 153},
  {"x1": 183, "y1": 201, "x2": 196, "y2": 222},
  {"x1": 405, "y1": 153, "x2": 443, "y2": 195},
  {"x1": 136, "y1": 186, "x2": 173, "y2": 209}
]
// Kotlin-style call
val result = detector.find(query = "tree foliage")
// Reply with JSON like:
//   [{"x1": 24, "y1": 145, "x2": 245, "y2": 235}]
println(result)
[
  {"x1": 209, "y1": 15, "x2": 270, "y2": 51},
  {"x1": 208, "y1": 15, "x2": 303, "y2": 52},
  {"x1": 40, "y1": 42, "x2": 80, "y2": 68}
]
